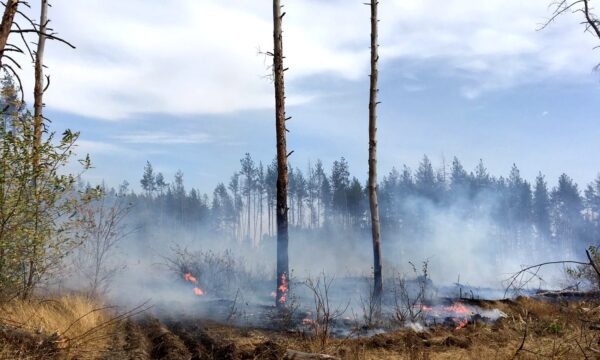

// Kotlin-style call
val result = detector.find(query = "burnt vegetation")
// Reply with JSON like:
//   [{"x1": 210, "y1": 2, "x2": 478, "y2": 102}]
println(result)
[{"x1": 2, "y1": 0, "x2": 600, "y2": 359}]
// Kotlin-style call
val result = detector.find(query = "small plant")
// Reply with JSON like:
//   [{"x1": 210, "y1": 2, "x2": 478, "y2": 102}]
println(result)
[
  {"x1": 546, "y1": 321, "x2": 562, "y2": 334},
  {"x1": 392, "y1": 260, "x2": 430, "y2": 325},
  {"x1": 304, "y1": 272, "x2": 349, "y2": 349},
  {"x1": 360, "y1": 277, "x2": 382, "y2": 329}
]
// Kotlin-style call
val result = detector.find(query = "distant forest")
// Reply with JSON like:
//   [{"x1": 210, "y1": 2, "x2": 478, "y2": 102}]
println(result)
[{"x1": 104, "y1": 153, "x2": 600, "y2": 263}]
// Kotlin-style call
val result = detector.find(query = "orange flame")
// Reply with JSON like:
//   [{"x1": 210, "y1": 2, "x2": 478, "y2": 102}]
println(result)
[
  {"x1": 453, "y1": 317, "x2": 468, "y2": 330},
  {"x1": 184, "y1": 272, "x2": 198, "y2": 284},
  {"x1": 445, "y1": 303, "x2": 470, "y2": 314},
  {"x1": 193, "y1": 287, "x2": 204, "y2": 296},
  {"x1": 303, "y1": 318, "x2": 315, "y2": 325},
  {"x1": 278, "y1": 272, "x2": 288, "y2": 303}
]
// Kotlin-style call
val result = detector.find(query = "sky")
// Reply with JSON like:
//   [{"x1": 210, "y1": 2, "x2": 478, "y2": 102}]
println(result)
[{"x1": 14, "y1": 0, "x2": 600, "y2": 194}]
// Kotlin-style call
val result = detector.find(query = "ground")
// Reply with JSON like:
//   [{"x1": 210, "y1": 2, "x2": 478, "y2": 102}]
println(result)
[{"x1": 1, "y1": 296, "x2": 600, "y2": 359}]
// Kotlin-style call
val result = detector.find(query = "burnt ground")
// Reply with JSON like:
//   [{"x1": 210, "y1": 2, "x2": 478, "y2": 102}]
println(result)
[{"x1": 93, "y1": 296, "x2": 600, "y2": 359}]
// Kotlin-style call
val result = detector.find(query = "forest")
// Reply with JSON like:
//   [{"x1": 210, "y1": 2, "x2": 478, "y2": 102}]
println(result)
[{"x1": 2, "y1": 0, "x2": 600, "y2": 359}]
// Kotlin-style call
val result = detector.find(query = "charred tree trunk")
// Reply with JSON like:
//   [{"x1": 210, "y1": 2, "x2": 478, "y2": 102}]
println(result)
[
  {"x1": 0, "y1": 0, "x2": 18, "y2": 67},
  {"x1": 368, "y1": 0, "x2": 383, "y2": 303},
  {"x1": 273, "y1": 0, "x2": 289, "y2": 307}
]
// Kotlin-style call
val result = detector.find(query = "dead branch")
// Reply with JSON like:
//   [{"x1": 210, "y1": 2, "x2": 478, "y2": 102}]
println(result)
[
  {"x1": 285, "y1": 349, "x2": 340, "y2": 360},
  {"x1": 504, "y1": 259, "x2": 591, "y2": 297},
  {"x1": 511, "y1": 311, "x2": 529, "y2": 359},
  {"x1": 10, "y1": 28, "x2": 75, "y2": 48}
]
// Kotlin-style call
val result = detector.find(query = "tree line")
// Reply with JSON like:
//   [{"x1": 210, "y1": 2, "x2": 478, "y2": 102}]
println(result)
[{"x1": 128, "y1": 153, "x2": 599, "y2": 261}]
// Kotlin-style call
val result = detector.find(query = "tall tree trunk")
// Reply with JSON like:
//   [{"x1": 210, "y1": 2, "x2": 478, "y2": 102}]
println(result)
[
  {"x1": 368, "y1": 0, "x2": 383, "y2": 302},
  {"x1": 0, "y1": 0, "x2": 18, "y2": 67},
  {"x1": 23, "y1": 0, "x2": 49, "y2": 301},
  {"x1": 247, "y1": 188, "x2": 251, "y2": 241},
  {"x1": 259, "y1": 191, "x2": 263, "y2": 241},
  {"x1": 273, "y1": 0, "x2": 289, "y2": 307},
  {"x1": 33, "y1": 0, "x2": 47, "y2": 167}
]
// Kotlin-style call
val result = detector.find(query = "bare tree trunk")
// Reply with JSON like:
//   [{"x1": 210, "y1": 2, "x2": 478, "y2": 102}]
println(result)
[
  {"x1": 23, "y1": 0, "x2": 49, "y2": 300},
  {"x1": 246, "y1": 192, "x2": 250, "y2": 241},
  {"x1": 0, "y1": 0, "x2": 18, "y2": 67},
  {"x1": 259, "y1": 191, "x2": 263, "y2": 241},
  {"x1": 368, "y1": 0, "x2": 383, "y2": 302},
  {"x1": 33, "y1": 0, "x2": 48, "y2": 166},
  {"x1": 273, "y1": 0, "x2": 289, "y2": 307}
]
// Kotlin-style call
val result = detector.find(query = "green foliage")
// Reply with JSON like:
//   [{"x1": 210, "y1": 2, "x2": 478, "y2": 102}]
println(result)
[
  {"x1": 546, "y1": 321, "x2": 562, "y2": 334},
  {"x1": 566, "y1": 245, "x2": 600, "y2": 290},
  {"x1": 0, "y1": 75, "x2": 99, "y2": 300}
]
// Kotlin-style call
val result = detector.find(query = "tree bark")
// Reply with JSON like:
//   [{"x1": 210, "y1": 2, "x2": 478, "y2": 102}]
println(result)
[
  {"x1": 368, "y1": 0, "x2": 383, "y2": 302},
  {"x1": 273, "y1": 0, "x2": 289, "y2": 307},
  {"x1": 33, "y1": 0, "x2": 48, "y2": 167},
  {"x1": 0, "y1": 0, "x2": 18, "y2": 67}
]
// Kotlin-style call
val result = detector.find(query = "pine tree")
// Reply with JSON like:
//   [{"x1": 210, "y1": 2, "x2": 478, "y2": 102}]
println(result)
[
  {"x1": 533, "y1": 172, "x2": 551, "y2": 243},
  {"x1": 140, "y1": 161, "x2": 156, "y2": 197}
]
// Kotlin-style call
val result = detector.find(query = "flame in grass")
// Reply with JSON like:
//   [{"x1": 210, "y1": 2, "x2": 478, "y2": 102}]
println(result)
[
  {"x1": 453, "y1": 317, "x2": 469, "y2": 330},
  {"x1": 184, "y1": 272, "x2": 198, "y2": 284},
  {"x1": 278, "y1": 272, "x2": 288, "y2": 303},
  {"x1": 193, "y1": 287, "x2": 204, "y2": 296},
  {"x1": 183, "y1": 272, "x2": 204, "y2": 297},
  {"x1": 444, "y1": 303, "x2": 470, "y2": 314},
  {"x1": 419, "y1": 302, "x2": 473, "y2": 331},
  {"x1": 303, "y1": 318, "x2": 315, "y2": 325}
]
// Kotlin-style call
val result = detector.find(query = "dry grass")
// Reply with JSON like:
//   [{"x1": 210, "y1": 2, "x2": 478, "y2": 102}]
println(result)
[
  {"x1": 1, "y1": 295, "x2": 598, "y2": 359},
  {"x1": 0, "y1": 295, "x2": 115, "y2": 360},
  {"x1": 187, "y1": 297, "x2": 600, "y2": 359}
]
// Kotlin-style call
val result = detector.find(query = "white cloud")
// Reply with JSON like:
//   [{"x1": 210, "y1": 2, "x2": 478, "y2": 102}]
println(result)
[
  {"x1": 11, "y1": 0, "x2": 600, "y2": 119},
  {"x1": 76, "y1": 140, "x2": 130, "y2": 155},
  {"x1": 114, "y1": 131, "x2": 214, "y2": 145}
]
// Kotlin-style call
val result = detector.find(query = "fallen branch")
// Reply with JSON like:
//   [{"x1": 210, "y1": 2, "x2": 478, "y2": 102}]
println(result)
[
  {"x1": 511, "y1": 312, "x2": 529, "y2": 360},
  {"x1": 504, "y1": 254, "x2": 597, "y2": 297},
  {"x1": 285, "y1": 349, "x2": 340, "y2": 360}
]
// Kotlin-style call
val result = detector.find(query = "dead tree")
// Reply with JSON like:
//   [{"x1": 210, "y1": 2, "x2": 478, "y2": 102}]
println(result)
[
  {"x1": 367, "y1": 0, "x2": 383, "y2": 304},
  {"x1": 273, "y1": 0, "x2": 290, "y2": 307},
  {"x1": 32, "y1": 0, "x2": 47, "y2": 167},
  {"x1": 543, "y1": 1, "x2": 600, "y2": 53}
]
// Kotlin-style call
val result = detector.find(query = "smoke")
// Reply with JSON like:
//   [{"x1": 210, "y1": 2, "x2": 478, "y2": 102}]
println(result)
[{"x1": 58, "y1": 159, "x2": 595, "y2": 331}]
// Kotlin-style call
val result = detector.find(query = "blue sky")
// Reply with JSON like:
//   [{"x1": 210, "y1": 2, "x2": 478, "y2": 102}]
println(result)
[{"x1": 19, "y1": 0, "x2": 600, "y2": 193}]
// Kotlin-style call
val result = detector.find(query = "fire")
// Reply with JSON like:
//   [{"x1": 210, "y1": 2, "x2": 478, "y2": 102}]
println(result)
[
  {"x1": 183, "y1": 272, "x2": 198, "y2": 284},
  {"x1": 183, "y1": 272, "x2": 204, "y2": 297},
  {"x1": 453, "y1": 318, "x2": 468, "y2": 330},
  {"x1": 193, "y1": 287, "x2": 204, "y2": 296},
  {"x1": 303, "y1": 318, "x2": 315, "y2": 325},
  {"x1": 446, "y1": 302, "x2": 471, "y2": 330},
  {"x1": 418, "y1": 302, "x2": 472, "y2": 330},
  {"x1": 419, "y1": 305, "x2": 433, "y2": 312},
  {"x1": 445, "y1": 303, "x2": 470, "y2": 314},
  {"x1": 278, "y1": 272, "x2": 288, "y2": 303}
]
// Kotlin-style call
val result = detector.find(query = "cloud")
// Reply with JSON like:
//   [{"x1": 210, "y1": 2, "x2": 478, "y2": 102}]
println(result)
[
  {"x1": 114, "y1": 131, "x2": 214, "y2": 145},
  {"x1": 76, "y1": 140, "x2": 131, "y2": 155},
  {"x1": 12, "y1": 0, "x2": 600, "y2": 119}
]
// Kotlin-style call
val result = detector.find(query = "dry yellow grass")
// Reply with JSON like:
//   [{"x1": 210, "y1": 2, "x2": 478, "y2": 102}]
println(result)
[{"x1": 0, "y1": 295, "x2": 114, "y2": 360}]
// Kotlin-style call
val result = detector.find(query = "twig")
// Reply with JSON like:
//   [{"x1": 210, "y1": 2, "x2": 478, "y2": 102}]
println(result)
[{"x1": 511, "y1": 312, "x2": 529, "y2": 359}]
